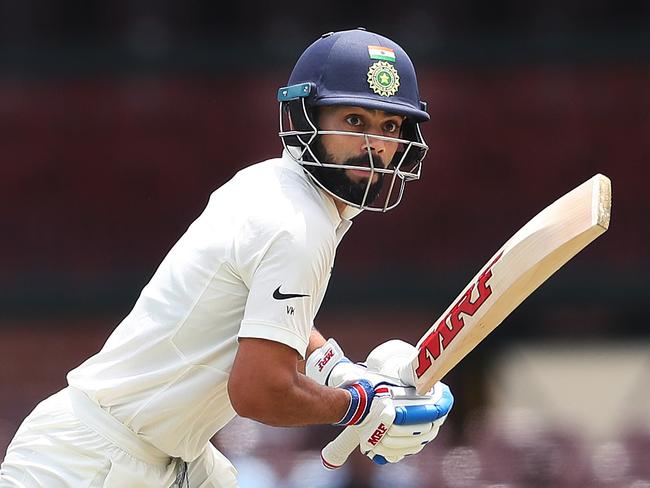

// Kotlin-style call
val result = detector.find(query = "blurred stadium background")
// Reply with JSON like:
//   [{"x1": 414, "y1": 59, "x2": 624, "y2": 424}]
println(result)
[{"x1": 1, "y1": 1, "x2": 649, "y2": 486}]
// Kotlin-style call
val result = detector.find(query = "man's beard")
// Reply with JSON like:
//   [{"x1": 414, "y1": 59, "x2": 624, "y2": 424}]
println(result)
[{"x1": 307, "y1": 138, "x2": 385, "y2": 207}]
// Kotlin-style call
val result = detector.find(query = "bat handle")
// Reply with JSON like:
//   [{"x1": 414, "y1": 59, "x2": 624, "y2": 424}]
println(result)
[{"x1": 320, "y1": 426, "x2": 358, "y2": 469}]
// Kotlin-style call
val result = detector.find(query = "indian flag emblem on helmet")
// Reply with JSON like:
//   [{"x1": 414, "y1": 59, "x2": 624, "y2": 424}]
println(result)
[
  {"x1": 367, "y1": 61, "x2": 400, "y2": 97},
  {"x1": 368, "y1": 45, "x2": 396, "y2": 62}
]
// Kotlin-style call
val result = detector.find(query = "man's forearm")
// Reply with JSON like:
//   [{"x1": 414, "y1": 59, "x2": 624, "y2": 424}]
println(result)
[
  {"x1": 248, "y1": 373, "x2": 350, "y2": 427},
  {"x1": 231, "y1": 335, "x2": 350, "y2": 427}
]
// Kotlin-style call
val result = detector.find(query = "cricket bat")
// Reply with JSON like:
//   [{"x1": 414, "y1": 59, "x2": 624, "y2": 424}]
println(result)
[{"x1": 322, "y1": 173, "x2": 611, "y2": 468}]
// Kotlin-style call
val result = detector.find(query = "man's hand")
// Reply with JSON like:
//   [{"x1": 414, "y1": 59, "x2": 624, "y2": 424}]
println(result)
[
  {"x1": 310, "y1": 338, "x2": 454, "y2": 468},
  {"x1": 323, "y1": 380, "x2": 396, "y2": 469},
  {"x1": 365, "y1": 339, "x2": 420, "y2": 386},
  {"x1": 322, "y1": 382, "x2": 453, "y2": 468},
  {"x1": 368, "y1": 383, "x2": 453, "y2": 464}
]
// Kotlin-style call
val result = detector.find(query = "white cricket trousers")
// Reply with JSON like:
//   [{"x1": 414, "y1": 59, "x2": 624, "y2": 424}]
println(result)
[{"x1": 0, "y1": 387, "x2": 238, "y2": 487}]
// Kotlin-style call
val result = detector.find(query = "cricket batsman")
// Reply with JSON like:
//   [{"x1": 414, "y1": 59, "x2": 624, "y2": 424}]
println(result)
[{"x1": 0, "y1": 28, "x2": 453, "y2": 487}]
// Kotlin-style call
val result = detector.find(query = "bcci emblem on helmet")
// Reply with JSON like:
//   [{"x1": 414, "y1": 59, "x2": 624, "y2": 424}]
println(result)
[{"x1": 367, "y1": 61, "x2": 400, "y2": 97}]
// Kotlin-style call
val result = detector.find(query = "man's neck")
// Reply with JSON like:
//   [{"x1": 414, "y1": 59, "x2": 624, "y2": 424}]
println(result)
[{"x1": 333, "y1": 198, "x2": 347, "y2": 216}]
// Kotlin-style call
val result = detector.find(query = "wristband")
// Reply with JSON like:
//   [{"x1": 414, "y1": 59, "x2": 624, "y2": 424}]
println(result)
[{"x1": 334, "y1": 379, "x2": 375, "y2": 426}]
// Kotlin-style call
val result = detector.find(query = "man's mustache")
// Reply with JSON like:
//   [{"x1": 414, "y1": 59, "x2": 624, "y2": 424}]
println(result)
[{"x1": 343, "y1": 153, "x2": 386, "y2": 168}]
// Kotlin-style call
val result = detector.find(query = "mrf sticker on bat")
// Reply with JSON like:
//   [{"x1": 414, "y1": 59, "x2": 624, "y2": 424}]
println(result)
[{"x1": 415, "y1": 252, "x2": 503, "y2": 378}]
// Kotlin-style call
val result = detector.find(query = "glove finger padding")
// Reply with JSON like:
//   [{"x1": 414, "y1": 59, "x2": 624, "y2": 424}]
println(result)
[
  {"x1": 379, "y1": 423, "x2": 441, "y2": 450},
  {"x1": 366, "y1": 420, "x2": 442, "y2": 463},
  {"x1": 365, "y1": 340, "x2": 416, "y2": 385},
  {"x1": 387, "y1": 421, "x2": 435, "y2": 437}
]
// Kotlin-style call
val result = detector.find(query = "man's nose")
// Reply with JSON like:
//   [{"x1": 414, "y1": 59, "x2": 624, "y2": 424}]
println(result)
[{"x1": 361, "y1": 136, "x2": 385, "y2": 155}]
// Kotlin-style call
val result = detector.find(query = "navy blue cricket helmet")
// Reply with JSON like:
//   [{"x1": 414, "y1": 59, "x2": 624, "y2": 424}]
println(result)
[{"x1": 278, "y1": 28, "x2": 429, "y2": 212}]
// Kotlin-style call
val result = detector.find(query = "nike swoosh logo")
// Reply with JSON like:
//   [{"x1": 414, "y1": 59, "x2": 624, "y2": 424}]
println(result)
[{"x1": 273, "y1": 286, "x2": 310, "y2": 300}]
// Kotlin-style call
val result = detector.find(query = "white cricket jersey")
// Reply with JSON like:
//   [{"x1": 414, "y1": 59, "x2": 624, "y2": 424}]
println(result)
[{"x1": 67, "y1": 152, "x2": 356, "y2": 462}]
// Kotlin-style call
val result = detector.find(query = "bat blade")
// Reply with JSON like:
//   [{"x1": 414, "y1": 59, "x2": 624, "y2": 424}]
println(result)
[{"x1": 407, "y1": 173, "x2": 611, "y2": 395}]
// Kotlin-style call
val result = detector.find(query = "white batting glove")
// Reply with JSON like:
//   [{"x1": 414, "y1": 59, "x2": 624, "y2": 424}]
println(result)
[
  {"x1": 365, "y1": 339, "x2": 419, "y2": 386},
  {"x1": 306, "y1": 338, "x2": 421, "y2": 388},
  {"x1": 322, "y1": 380, "x2": 396, "y2": 469},
  {"x1": 319, "y1": 339, "x2": 454, "y2": 468},
  {"x1": 322, "y1": 382, "x2": 453, "y2": 468},
  {"x1": 364, "y1": 340, "x2": 453, "y2": 463},
  {"x1": 369, "y1": 382, "x2": 453, "y2": 464},
  {"x1": 306, "y1": 338, "x2": 369, "y2": 387}
]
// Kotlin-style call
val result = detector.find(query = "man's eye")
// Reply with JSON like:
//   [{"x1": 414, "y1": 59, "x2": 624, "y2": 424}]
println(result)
[
  {"x1": 384, "y1": 121, "x2": 400, "y2": 133},
  {"x1": 345, "y1": 116, "x2": 363, "y2": 127}
]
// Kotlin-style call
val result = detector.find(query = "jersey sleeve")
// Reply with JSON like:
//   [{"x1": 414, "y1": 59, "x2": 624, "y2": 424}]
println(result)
[{"x1": 237, "y1": 226, "x2": 333, "y2": 359}]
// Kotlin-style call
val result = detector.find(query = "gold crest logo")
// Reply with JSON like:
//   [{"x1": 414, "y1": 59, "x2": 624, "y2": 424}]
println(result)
[{"x1": 367, "y1": 61, "x2": 400, "y2": 97}]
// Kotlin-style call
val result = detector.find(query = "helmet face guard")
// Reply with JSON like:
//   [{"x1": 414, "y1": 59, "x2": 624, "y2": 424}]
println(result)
[
  {"x1": 277, "y1": 29, "x2": 430, "y2": 213},
  {"x1": 278, "y1": 87, "x2": 428, "y2": 212}
]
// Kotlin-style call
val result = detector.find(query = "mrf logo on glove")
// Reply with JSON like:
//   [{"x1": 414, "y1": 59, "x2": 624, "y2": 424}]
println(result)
[
  {"x1": 367, "y1": 423, "x2": 388, "y2": 446},
  {"x1": 317, "y1": 348, "x2": 335, "y2": 372}
]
